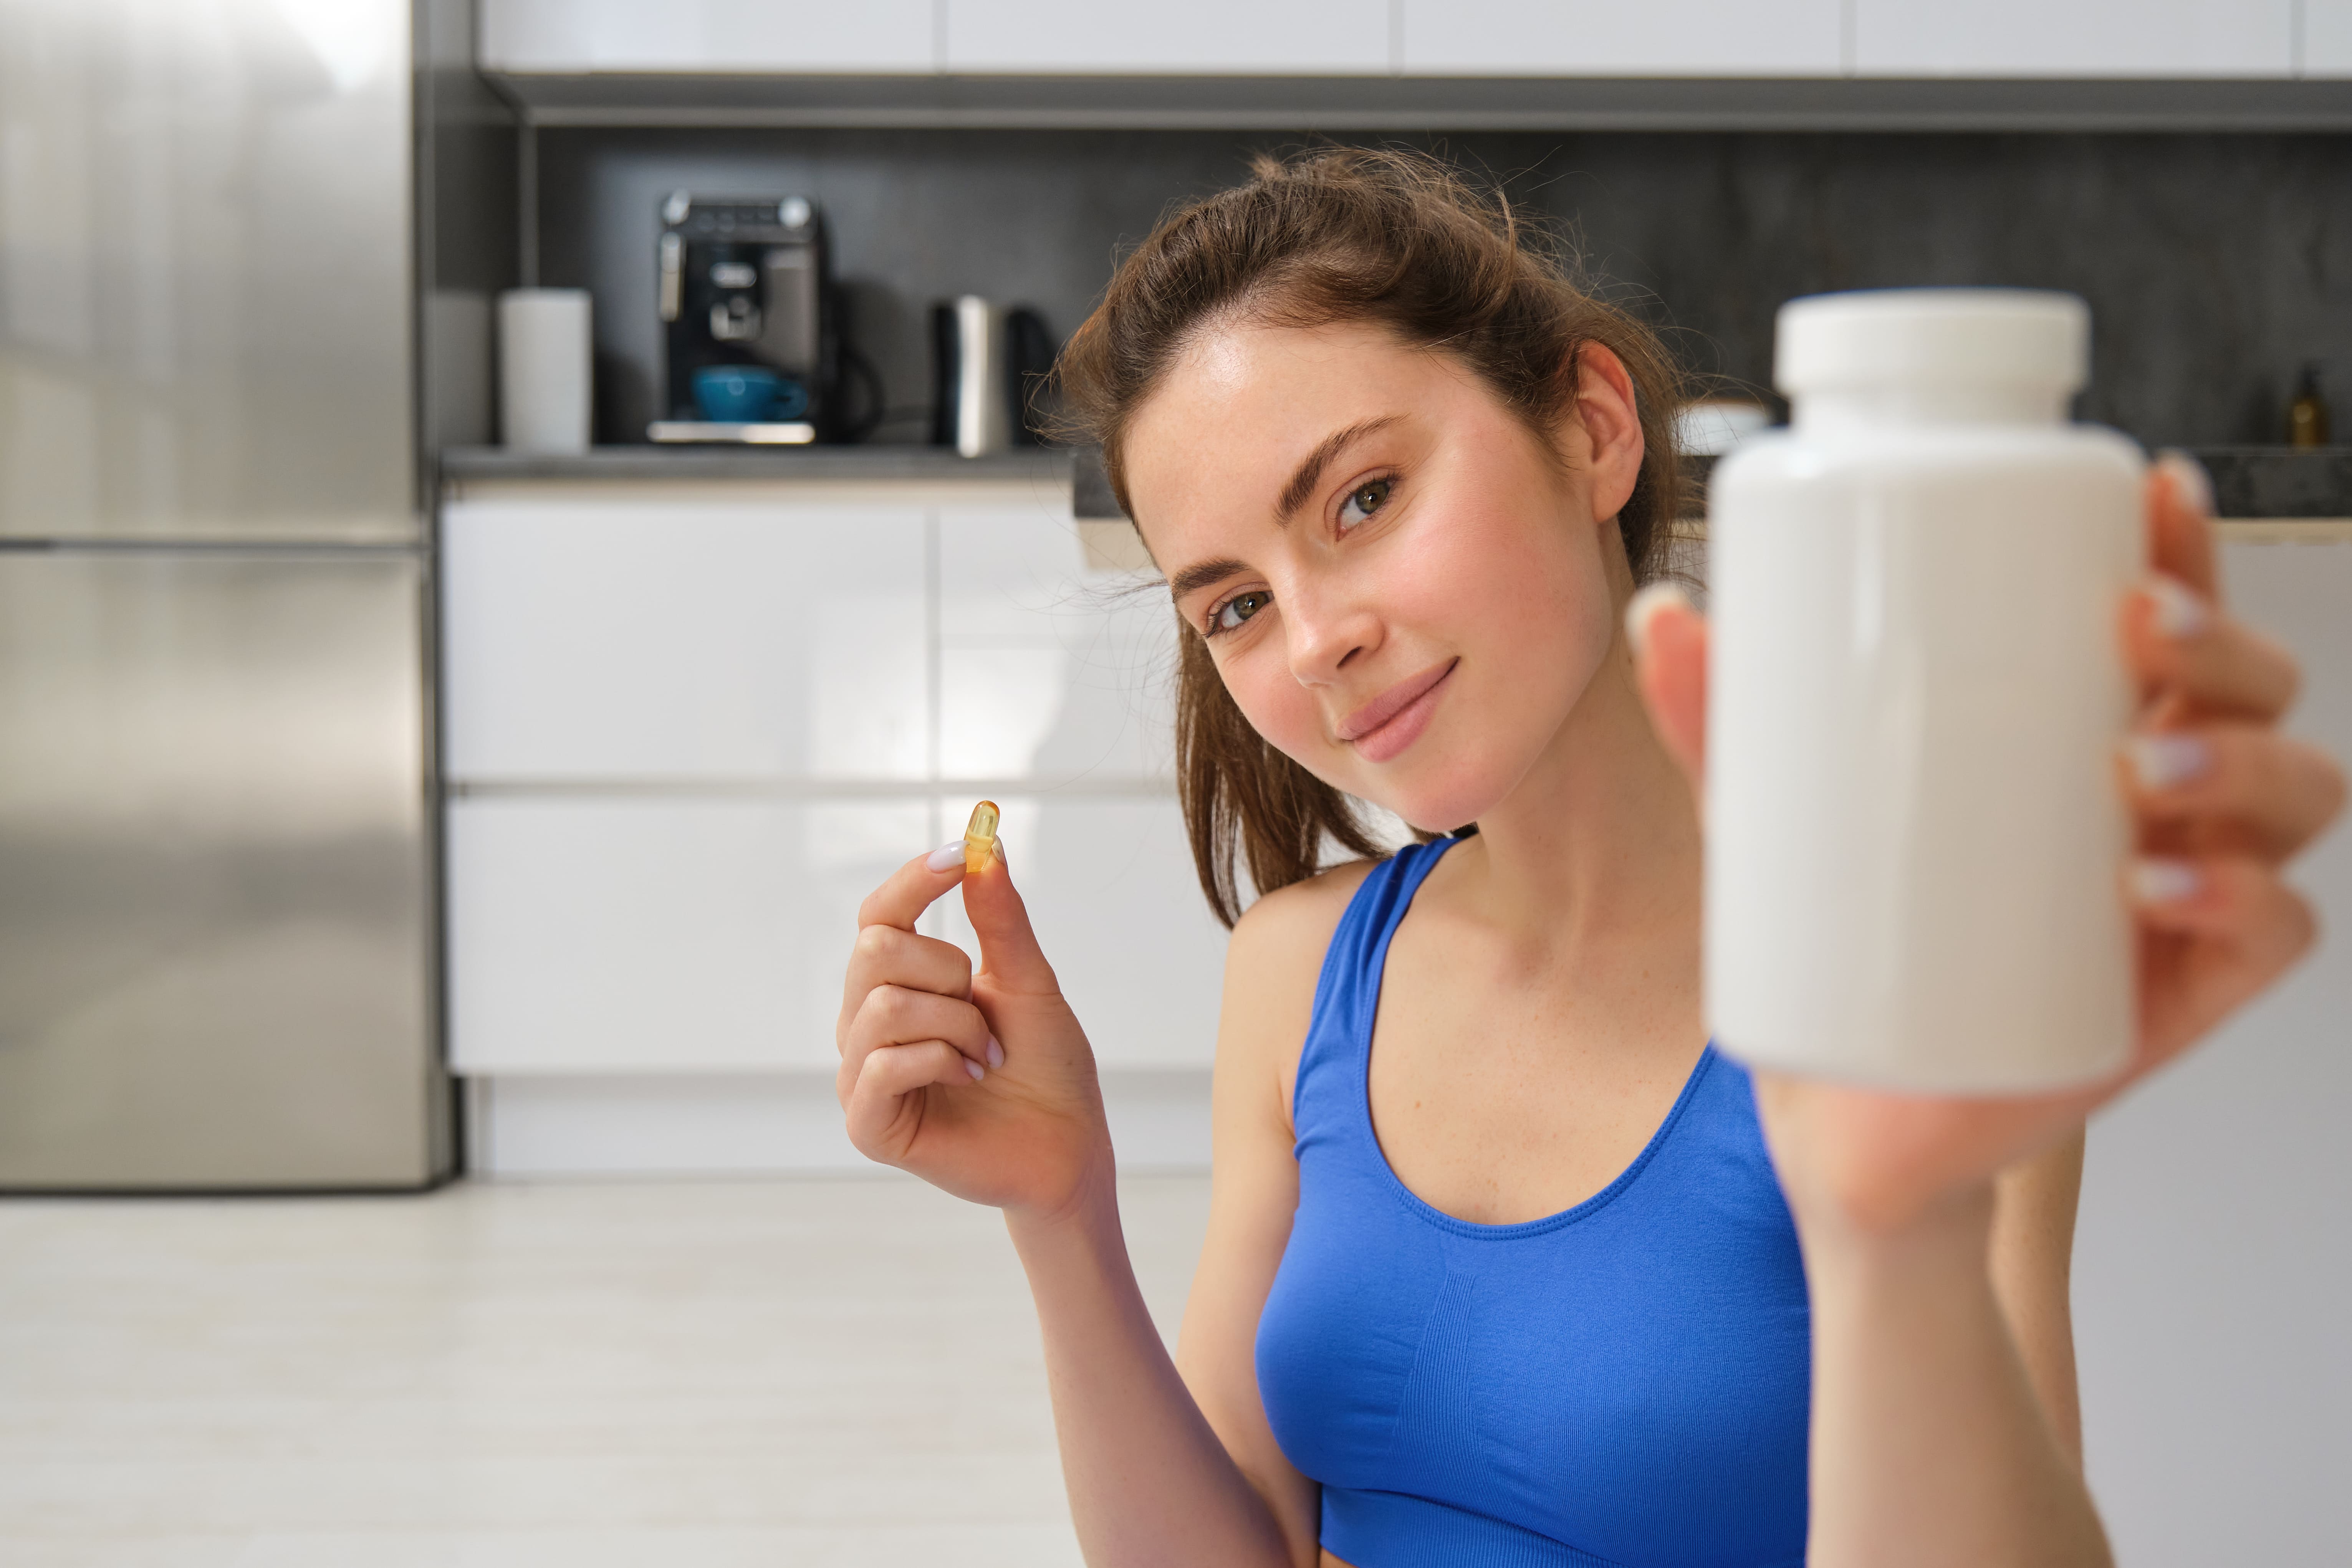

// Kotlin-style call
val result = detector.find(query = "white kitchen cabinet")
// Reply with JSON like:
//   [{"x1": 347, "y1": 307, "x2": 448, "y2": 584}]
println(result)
[
  {"x1": 943, "y1": 0, "x2": 1389, "y2": 74},
  {"x1": 447, "y1": 794, "x2": 929, "y2": 1073},
  {"x1": 938, "y1": 796, "x2": 1230, "y2": 1069},
  {"x1": 2304, "y1": 0, "x2": 2352, "y2": 74},
  {"x1": 442, "y1": 480, "x2": 1223, "y2": 1140},
  {"x1": 1402, "y1": 0, "x2": 1843, "y2": 77},
  {"x1": 1853, "y1": 0, "x2": 2295, "y2": 78},
  {"x1": 938, "y1": 505, "x2": 1177, "y2": 785},
  {"x1": 441, "y1": 499, "x2": 927, "y2": 782},
  {"x1": 478, "y1": 0, "x2": 936, "y2": 73}
]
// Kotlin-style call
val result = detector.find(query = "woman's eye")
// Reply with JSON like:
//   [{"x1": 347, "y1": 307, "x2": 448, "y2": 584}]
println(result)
[
  {"x1": 1212, "y1": 590, "x2": 1270, "y2": 633},
  {"x1": 1338, "y1": 477, "x2": 1393, "y2": 529}
]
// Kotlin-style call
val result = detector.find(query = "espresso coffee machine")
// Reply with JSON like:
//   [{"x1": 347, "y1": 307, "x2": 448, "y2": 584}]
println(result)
[{"x1": 650, "y1": 192, "x2": 839, "y2": 443}]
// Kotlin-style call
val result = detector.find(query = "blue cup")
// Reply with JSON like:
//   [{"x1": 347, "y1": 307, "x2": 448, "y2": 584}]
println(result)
[{"x1": 692, "y1": 364, "x2": 808, "y2": 423}]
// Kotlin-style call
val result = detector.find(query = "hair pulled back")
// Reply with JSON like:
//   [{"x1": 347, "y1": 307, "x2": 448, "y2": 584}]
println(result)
[{"x1": 1057, "y1": 146, "x2": 1687, "y2": 926}]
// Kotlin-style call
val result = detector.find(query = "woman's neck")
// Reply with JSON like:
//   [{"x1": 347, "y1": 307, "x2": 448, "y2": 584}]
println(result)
[{"x1": 1446, "y1": 625, "x2": 1702, "y2": 957}]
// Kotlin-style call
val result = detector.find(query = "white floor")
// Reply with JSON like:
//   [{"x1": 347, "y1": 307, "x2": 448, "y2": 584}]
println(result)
[{"x1": 0, "y1": 1174, "x2": 1213, "y2": 1567}]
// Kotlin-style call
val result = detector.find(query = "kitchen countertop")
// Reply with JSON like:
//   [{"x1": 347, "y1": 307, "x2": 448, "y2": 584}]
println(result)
[
  {"x1": 439, "y1": 445, "x2": 1071, "y2": 485},
  {"x1": 2185, "y1": 447, "x2": 2352, "y2": 519},
  {"x1": 439, "y1": 444, "x2": 1134, "y2": 519},
  {"x1": 441, "y1": 444, "x2": 2352, "y2": 528}
]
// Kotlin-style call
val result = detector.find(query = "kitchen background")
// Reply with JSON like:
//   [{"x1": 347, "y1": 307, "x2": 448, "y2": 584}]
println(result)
[
  {"x1": 538, "y1": 126, "x2": 2352, "y2": 448},
  {"x1": 2, "y1": 2, "x2": 2348, "y2": 1565}
]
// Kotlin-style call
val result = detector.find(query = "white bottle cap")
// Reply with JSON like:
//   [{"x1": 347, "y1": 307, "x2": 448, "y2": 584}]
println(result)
[{"x1": 1775, "y1": 289, "x2": 2089, "y2": 397}]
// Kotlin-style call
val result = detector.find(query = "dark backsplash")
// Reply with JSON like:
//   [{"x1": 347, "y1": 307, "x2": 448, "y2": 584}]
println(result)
[{"x1": 535, "y1": 127, "x2": 2352, "y2": 451}]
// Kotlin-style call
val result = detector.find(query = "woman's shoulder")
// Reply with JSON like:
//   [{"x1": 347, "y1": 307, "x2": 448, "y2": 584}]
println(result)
[
  {"x1": 1228, "y1": 856, "x2": 1384, "y2": 974},
  {"x1": 1216, "y1": 858, "x2": 1386, "y2": 1112}
]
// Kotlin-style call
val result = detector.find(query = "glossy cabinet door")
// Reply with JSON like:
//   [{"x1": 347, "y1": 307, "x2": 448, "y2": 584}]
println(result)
[
  {"x1": 443, "y1": 490, "x2": 1224, "y2": 1080},
  {"x1": 937, "y1": 797, "x2": 1230, "y2": 1070},
  {"x1": 2303, "y1": 0, "x2": 2352, "y2": 73},
  {"x1": 448, "y1": 796, "x2": 926, "y2": 1073},
  {"x1": 478, "y1": 0, "x2": 937, "y2": 73},
  {"x1": 1853, "y1": 0, "x2": 2294, "y2": 76},
  {"x1": 1402, "y1": 0, "x2": 1843, "y2": 76},
  {"x1": 938, "y1": 506, "x2": 1177, "y2": 787},
  {"x1": 943, "y1": 0, "x2": 1389, "y2": 73},
  {"x1": 442, "y1": 500, "x2": 928, "y2": 782}
]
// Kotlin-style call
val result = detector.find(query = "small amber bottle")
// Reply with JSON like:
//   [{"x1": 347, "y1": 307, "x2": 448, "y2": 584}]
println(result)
[{"x1": 2288, "y1": 363, "x2": 2330, "y2": 448}]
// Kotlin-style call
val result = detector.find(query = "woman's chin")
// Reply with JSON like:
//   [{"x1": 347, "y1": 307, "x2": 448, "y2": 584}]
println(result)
[{"x1": 1354, "y1": 764, "x2": 1513, "y2": 841}]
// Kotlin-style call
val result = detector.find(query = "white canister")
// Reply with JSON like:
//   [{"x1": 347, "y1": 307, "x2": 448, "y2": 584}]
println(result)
[
  {"x1": 952, "y1": 296, "x2": 1012, "y2": 458},
  {"x1": 497, "y1": 288, "x2": 593, "y2": 454},
  {"x1": 1705, "y1": 289, "x2": 2144, "y2": 1093}
]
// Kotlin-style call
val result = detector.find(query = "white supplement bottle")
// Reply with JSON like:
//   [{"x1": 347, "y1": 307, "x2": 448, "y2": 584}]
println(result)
[{"x1": 1705, "y1": 289, "x2": 2144, "y2": 1093}]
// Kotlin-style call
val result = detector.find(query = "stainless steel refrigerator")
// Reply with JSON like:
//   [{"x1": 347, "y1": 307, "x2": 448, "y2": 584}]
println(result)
[{"x1": 0, "y1": 0, "x2": 497, "y2": 1186}]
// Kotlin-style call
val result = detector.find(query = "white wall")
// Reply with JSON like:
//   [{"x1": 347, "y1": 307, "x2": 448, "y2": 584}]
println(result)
[{"x1": 2073, "y1": 538, "x2": 2352, "y2": 1564}]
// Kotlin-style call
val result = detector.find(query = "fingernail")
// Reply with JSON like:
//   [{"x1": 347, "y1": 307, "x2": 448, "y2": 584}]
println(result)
[
  {"x1": 2155, "y1": 449, "x2": 2215, "y2": 519},
  {"x1": 1624, "y1": 581, "x2": 1691, "y2": 660},
  {"x1": 965, "y1": 1058, "x2": 986, "y2": 1082},
  {"x1": 985, "y1": 1035, "x2": 1004, "y2": 1069},
  {"x1": 926, "y1": 840, "x2": 966, "y2": 872},
  {"x1": 2132, "y1": 857, "x2": 2203, "y2": 905},
  {"x1": 2145, "y1": 574, "x2": 2211, "y2": 640},
  {"x1": 989, "y1": 835, "x2": 1008, "y2": 870},
  {"x1": 2127, "y1": 733, "x2": 2211, "y2": 791}
]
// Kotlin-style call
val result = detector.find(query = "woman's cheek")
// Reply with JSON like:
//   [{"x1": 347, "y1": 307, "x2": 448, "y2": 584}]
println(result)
[{"x1": 1225, "y1": 655, "x2": 1337, "y2": 776}]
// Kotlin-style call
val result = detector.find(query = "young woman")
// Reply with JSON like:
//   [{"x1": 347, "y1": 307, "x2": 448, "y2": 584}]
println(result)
[{"x1": 835, "y1": 150, "x2": 2342, "y2": 1567}]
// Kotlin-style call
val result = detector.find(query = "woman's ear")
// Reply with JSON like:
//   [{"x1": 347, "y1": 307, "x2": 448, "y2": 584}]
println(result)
[{"x1": 1564, "y1": 342, "x2": 1645, "y2": 527}]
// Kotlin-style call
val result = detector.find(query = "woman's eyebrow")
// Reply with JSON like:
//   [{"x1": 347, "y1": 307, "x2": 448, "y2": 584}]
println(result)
[
  {"x1": 1167, "y1": 556, "x2": 1250, "y2": 603},
  {"x1": 1276, "y1": 415, "x2": 1402, "y2": 521}
]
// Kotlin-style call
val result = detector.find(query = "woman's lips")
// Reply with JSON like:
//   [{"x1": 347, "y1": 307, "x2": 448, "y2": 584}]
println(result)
[{"x1": 1340, "y1": 659, "x2": 1457, "y2": 764}]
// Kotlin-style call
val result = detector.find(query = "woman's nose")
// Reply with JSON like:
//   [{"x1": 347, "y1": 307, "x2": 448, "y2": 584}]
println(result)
[{"x1": 1283, "y1": 581, "x2": 1381, "y2": 686}]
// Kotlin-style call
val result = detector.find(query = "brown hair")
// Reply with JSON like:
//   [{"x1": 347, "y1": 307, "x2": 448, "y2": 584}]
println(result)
[{"x1": 1058, "y1": 146, "x2": 1688, "y2": 926}]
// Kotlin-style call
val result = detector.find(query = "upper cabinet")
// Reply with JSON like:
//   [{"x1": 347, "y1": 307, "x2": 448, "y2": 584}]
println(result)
[
  {"x1": 479, "y1": 0, "x2": 2328, "y2": 87},
  {"x1": 1402, "y1": 0, "x2": 1842, "y2": 77},
  {"x1": 943, "y1": 0, "x2": 1389, "y2": 74},
  {"x1": 2302, "y1": 0, "x2": 2352, "y2": 74},
  {"x1": 480, "y1": 0, "x2": 936, "y2": 73},
  {"x1": 1852, "y1": 0, "x2": 2295, "y2": 78}
]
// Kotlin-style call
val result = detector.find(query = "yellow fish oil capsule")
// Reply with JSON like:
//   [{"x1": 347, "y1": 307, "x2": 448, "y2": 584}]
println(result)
[{"x1": 962, "y1": 800, "x2": 1000, "y2": 874}]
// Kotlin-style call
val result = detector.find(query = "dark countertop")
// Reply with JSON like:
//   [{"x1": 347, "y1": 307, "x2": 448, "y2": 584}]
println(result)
[
  {"x1": 440, "y1": 444, "x2": 2351, "y2": 520},
  {"x1": 2185, "y1": 448, "x2": 2352, "y2": 518},
  {"x1": 439, "y1": 445, "x2": 1072, "y2": 485}
]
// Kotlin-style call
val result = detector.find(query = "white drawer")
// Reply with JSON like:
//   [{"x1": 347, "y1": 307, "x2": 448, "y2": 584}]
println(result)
[
  {"x1": 442, "y1": 501, "x2": 927, "y2": 782},
  {"x1": 448, "y1": 794, "x2": 928, "y2": 1073},
  {"x1": 449, "y1": 791, "x2": 1228, "y2": 1075},
  {"x1": 937, "y1": 794, "x2": 1229, "y2": 1070}
]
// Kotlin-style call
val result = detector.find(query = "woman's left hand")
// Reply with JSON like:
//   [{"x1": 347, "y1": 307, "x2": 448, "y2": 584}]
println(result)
[{"x1": 1632, "y1": 454, "x2": 2347, "y2": 1234}]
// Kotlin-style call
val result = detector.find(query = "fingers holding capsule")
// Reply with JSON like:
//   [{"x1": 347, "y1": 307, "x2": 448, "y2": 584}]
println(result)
[
  {"x1": 963, "y1": 799, "x2": 1001, "y2": 875},
  {"x1": 836, "y1": 983, "x2": 996, "y2": 1117},
  {"x1": 843, "y1": 1041, "x2": 983, "y2": 1163},
  {"x1": 837, "y1": 923, "x2": 973, "y2": 1053}
]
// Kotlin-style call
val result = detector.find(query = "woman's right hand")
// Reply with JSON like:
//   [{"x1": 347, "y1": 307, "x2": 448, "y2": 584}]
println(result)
[{"x1": 836, "y1": 838, "x2": 1112, "y2": 1219}]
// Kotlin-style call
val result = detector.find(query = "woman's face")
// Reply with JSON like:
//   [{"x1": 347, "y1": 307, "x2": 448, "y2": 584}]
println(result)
[{"x1": 1124, "y1": 318, "x2": 1643, "y2": 834}]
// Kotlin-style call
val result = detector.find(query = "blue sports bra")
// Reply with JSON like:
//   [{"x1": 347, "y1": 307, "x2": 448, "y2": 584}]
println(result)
[{"x1": 1254, "y1": 837, "x2": 1813, "y2": 1568}]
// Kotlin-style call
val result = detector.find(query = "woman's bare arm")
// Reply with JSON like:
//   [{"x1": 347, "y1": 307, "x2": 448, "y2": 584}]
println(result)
[
  {"x1": 1632, "y1": 460, "x2": 2340, "y2": 1565},
  {"x1": 1991, "y1": 1130, "x2": 2087, "y2": 1464},
  {"x1": 1007, "y1": 870, "x2": 1361, "y2": 1567},
  {"x1": 1791, "y1": 1171, "x2": 2112, "y2": 1568}
]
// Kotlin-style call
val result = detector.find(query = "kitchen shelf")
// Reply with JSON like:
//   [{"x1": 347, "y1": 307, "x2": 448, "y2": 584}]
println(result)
[
  {"x1": 2186, "y1": 447, "x2": 2352, "y2": 520},
  {"x1": 484, "y1": 71, "x2": 2352, "y2": 133}
]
